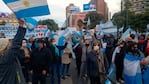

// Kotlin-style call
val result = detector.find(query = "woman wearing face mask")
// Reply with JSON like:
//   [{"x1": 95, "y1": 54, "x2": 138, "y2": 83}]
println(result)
[
  {"x1": 86, "y1": 40, "x2": 105, "y2": 84},
  {"x1": 20, "y1": 39, "x2": 31, "y2": 83},
  {"x1": 112, "y1": 39, "x2": 125, "y2": 84}
]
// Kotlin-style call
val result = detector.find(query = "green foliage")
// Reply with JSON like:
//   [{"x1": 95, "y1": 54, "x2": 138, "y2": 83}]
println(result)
[
  {"x1": 112, "y1": 11, "x2": 149, "y2": 32},
  {"x1": 38, "y1": 19, "x2": 59, "y2": 31},
  {"x1": 84, "y1": 11, "x2": 104, "y2": 29}
]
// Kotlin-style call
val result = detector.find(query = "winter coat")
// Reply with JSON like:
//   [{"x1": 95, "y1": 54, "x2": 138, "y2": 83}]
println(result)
[
  {"x1": 62, "y1": 47, "x2": 71, "y2": 64},
  {"x1": 0, "y1": 27, "x2": 26, "y2": 84},
  {"x1": 86, "y1": 50, "x2": 105, "y2": 77},
  {"x1": 30, "y1": 47, "x2": 52, "y2": 73},
  {"x1": 49, "y1": 43, "x2": 67, "y2": 64},
  {"x1": 81, "y1": 44, "x2": 92, "y2": 62}
]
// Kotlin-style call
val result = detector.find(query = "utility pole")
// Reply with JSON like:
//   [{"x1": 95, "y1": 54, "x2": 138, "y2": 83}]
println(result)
[{"x1": 124, "y1": 0, "x2": 129, "y2": 32}]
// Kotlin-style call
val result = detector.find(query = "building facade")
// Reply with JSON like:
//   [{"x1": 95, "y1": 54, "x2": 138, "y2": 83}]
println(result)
[
  {"x1": 0, "y1": 13, "x2": 18, "y2": 26},
  {"x1": 65, "y1": 1, "x2": 109, "y2": 28},
  {"x1": 65, "y1": 4, "x2": 87, "y2": 28},
  {"x1": 121, "y1": 0, "x2": 149, "y2": 14},
  {"x1": 90, "y1": 0, "x2": 109, "y2": 21}
]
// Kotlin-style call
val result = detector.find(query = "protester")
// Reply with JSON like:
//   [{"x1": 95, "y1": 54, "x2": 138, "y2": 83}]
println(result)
[
  {"x1": 86, "y1": 40, "x2": 105, "y2": 84},
  {"x1": 105, "y1": 34, "x2": 115, "y2": 66},
  {"x1": 20, "y1": 39, "x2": 31, "y2": 83},
  {"x1": 0, "y1": 19, "x2": 27, "y2": 84},
  {"x1": 143, "y1": 34, "x2": 149, "y2": 56},
  {"x1": 112, "y1": 39, "x2": 125, "y2": 84},
  {"x1": 124, "y1": 42, "x2": 143, "y2": 84},
  {"x1": 50, "y1": 38, "x2": 68, "y2": 84},
  {"x1": 138, "y1": 34, "x2": 145, "y2": 52},
  {"x1": 30, "y1": 38, "x2": 52, "y2": 84},
  {"x1": 72, "y1": 34, "x2": 83, "y2": 75},
  {"x1": 61, "y1": 46, "x2": 71, "y2": 79},
  {"x1": 79, "y1": 35, "x2": 92, "y2": 84}
]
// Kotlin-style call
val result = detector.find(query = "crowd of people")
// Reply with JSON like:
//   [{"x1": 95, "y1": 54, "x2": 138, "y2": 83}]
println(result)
[{"x1": 1, "y1": 19, "x2": 149, "y2": 84}]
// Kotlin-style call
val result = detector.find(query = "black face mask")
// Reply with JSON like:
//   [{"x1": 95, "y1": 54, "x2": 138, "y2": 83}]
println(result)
[{"x1": 85, "y1": 44, "x2": 89, "y2": 47}]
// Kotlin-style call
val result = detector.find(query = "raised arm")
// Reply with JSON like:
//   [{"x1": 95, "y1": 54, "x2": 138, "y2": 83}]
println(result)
[{"x1": 11, "y1": 19, "x2": 26, "y2": 49}]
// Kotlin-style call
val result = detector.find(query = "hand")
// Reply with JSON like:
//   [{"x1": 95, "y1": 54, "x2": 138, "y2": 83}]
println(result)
[
  {"x1": 25, "y1": 55, "x2": 30, "y2": 58},
  {"x1": 141, "y1": 59, "x2": 147, "y2": 65},
  {"x1": 66, "y1": 38, "x2": 69, "y2": 43},
  {"x1": 30, "y1": 70, "x2": 33, "y2": 75},
  {"x1": 18, "y1": 19, "x2": 26, "y2": 27},
  {"x1": 42, "y1": 70, "x2": 47, "y2": 75}
]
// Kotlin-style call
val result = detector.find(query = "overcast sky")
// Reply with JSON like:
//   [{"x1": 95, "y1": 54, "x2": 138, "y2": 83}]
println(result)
[{"x1": 0, "y1": 0, "x2": 121, "y2": 27}]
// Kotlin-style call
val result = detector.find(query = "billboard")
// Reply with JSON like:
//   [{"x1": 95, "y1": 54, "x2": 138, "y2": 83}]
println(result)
[
  {"x1": 83, "y1": 3, "x2": 96, "y2": 12},
  {"x1": 69, "y1": 7, "x2": 80, "y2": 14}
]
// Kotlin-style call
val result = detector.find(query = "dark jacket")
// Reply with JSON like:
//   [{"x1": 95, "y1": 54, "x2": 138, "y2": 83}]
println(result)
[
  {"x1": 49, "y1": 43, "x2": 67, "y2": 64},
  {"x1": 30, "y1": 47, "x2": 51, "y2": 73},
  {"x1": 86, "y1": 51, "x2": 100, "y2": 77},
  {"x1": 0, "y1": 27, "x2": 26, "y2": 84}
]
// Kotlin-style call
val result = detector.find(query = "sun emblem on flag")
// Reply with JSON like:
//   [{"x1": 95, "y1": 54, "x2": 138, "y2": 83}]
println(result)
[{"x1": 23, "y1": 1, "x2": 30, "y2": 7}]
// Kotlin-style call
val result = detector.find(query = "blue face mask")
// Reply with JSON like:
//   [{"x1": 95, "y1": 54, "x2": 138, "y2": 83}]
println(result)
[
  {"x1": 26, "y1": 43, "x2": 31, "y2": 49},
  {"x1": 35, "y1": 43, "x2": 39, "y2": 48},
  {"x1": 133, "y1": 49, "x2": 139, "y2": 53}
]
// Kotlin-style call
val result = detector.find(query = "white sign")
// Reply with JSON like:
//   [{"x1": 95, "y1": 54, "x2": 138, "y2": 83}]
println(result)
[{"x1": 0, "y1": 25, "x2": 49, "y2": 39}]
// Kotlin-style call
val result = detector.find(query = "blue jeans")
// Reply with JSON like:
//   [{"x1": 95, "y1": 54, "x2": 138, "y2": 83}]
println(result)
[
  {"x1": 51, "y1": 64, "x2": 62, "y2": 84},
  {"x1": 32, "y1": 73, "x2": 46, "y2": 84},
  {"x1": 62, "y1": 64, "x2": 70, "y2": 77}
]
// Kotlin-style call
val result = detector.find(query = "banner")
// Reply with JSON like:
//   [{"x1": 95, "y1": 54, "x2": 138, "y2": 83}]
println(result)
[
  {"x1": 0, "y1": 25, "x2": 49, "y2": 39},
  {"x1": 83, "y1": 2, "x2": 96, "y2": 12},
  {"x1": 3, "y1": 0, "x2": 50, "y2": 18}
]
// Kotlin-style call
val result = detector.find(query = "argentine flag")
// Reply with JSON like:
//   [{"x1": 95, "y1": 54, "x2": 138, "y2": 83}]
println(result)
[
  {"x1": 124, "y1": 54, "x2": 143, "y2": 84},
  {"x1": 3, "y1": 0, "x2": 50, "y2": 18}
]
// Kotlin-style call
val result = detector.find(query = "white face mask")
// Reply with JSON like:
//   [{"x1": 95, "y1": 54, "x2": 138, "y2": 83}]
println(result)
[
  {"x1": 52, "y1": 42, "x2": 56, "y2": 45},
  {"x1": 22, "y1": 43, "x2": 27, "y2": 47},
  {"x1": 93, "y1": 45, "x2": 99, "y2": 51}
]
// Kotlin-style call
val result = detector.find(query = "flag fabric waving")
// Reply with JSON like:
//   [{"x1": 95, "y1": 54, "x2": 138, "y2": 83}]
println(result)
[
  {"x1": 124, "y1": 54, "x2": 143, "y2": 84},
  {"x1": 3, "y1": 0, "x2": 50, "y2": 18}
]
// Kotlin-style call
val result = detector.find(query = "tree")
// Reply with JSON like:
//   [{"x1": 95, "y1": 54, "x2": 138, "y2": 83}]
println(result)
[
  {"x1": 112, "y1": 11, "x2": 125, "y2": 27},
  {"x1": 84, "y1": 11, "x2": 104, "y2": 29},
  {"x1": 133, "y1": 12, "x2": 149, "y2": 32},
  {"x1": 38, "y1": 19, "x2": 59, "y2": 31}
]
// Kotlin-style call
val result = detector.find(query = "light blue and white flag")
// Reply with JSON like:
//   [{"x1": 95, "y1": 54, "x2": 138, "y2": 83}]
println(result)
[
  {"x1": 3, "y1": 0, "x2": 50, "y2": 18},
  {"x1": 105, "y1": 63, "x2": 116, "y2": 84},
  {"x1": 24, "y1": 17, "x2": 38, "y2": 32},
  {"x1": 44, "y1": 28, "x2": 50, "y2": 37},
  {"x1": 124, "y1": 54, "x2": 143, "y2": 84},
  {"x1": 121, "y1": 28, "x2": 134, "y2": 40},
  {"x1": 142, "y1": 66, "x2": 149, "y2": 84}
]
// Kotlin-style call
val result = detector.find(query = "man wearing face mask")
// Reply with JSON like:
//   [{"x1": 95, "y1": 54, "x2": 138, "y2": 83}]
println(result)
[
  {"x1": 49, "y1": 38, "x2": 68, "y2": 84},
  {"x1": 124, "y1": 42, "x2": 143, "y2": 84},
  {"x1": 30, "y1": 38, "x2": 52, "y2": 84},
  {"x1": 86, "y1": 40, "x2": 105, "y2": 84}
]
